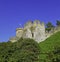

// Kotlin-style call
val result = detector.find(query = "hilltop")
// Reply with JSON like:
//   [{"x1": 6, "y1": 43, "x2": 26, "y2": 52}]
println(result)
[
  {"x1": 0, "y1": 20, "x2": 60, "y2": 62},
  {"x1": 9, "y1": 20, "x2": 60, "y2": 43}
]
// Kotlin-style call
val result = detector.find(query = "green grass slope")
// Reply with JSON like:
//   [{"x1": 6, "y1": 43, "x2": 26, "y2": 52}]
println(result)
[
  {"x1": 39, "y1": 31, "x2": 60, "y2": 53},
  {"x1": 39, "y1": 31, "x2": 60, "y2": 61}
]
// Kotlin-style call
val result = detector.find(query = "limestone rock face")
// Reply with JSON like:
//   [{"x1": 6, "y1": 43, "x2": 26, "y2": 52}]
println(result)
[
  {"x1": 16, "y1": 28, "x2": 23, "y2": 38},
  {"x1": 33, "y1": 24, "x2": 45, "y2": 43},
  {"x1": 23, "y1": 28, "x2": 32, "y2": 38},
  {"x1": 9, "y1": 20, "x2": 60, "y2": 43},
  {"x1": 24, "y1": 21, "x2": 33, "y2": 29},
  {"x1": 10, "y1": 20, "x2": 46, "y2": 43},
  {"x1": 9, "y1": 37, "x2": 19, "y2": 42}
]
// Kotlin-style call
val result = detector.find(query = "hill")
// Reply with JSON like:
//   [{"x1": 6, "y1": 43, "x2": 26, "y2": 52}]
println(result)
[
  {"x1": 39, "y1": 31, "x2": 60, "y2": 62},
  {"x1": 0, "y1": 31, "x2": 60, "y2": 62}
]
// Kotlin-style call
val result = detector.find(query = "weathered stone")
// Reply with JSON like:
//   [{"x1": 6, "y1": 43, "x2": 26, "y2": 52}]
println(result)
[{"x1": 10, "y1": 20, "x2": 60, "y2": 43}]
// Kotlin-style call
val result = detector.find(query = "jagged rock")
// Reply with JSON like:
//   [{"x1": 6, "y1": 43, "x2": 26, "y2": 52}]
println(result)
[{"x1": 9, "y1": 20, "x2": 60, "y2": 43}]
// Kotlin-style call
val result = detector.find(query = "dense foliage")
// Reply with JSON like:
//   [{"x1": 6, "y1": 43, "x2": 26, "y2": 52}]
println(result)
[
  {"x1": 46, "y1": 22, "x2": 54, "y2": 32},
  {"x1": 56, "y1": 20, "x2": 60, "y2": 26},
  {"x1": 0, "y1": 38, "x2": 40, "y2": 62}
]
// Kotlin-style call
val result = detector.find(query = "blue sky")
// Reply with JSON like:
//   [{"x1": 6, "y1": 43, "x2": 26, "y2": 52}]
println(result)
[{"x1": 0, "y1": 0, "x2": 60, "y2": 42}]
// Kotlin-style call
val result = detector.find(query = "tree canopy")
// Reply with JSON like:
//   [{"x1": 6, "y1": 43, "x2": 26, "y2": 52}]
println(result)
[
  {"x1": 0, "y1": 38, "x2": 40, "y2": 62},
  {"x1": 46, "y1": 22, "x2": 54, "y2": 32},
  {"x1": 56, "y1": 20, "x2": 60, "y2": 26}
]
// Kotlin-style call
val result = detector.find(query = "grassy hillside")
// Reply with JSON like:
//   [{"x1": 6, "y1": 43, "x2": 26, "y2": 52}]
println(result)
[
  {"x1": 39, "y1": 31, "x2": 60, "y2": 62},
  {"x1": 39, "y1": 31, "x2": 60, "y2": 52}
]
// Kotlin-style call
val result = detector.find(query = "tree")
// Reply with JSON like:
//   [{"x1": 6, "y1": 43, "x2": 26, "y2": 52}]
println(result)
[
  {"x1": 46, "y1": 22, "x2": 54, "y2": 32},
  {"x1": 56, "y1": 20, "x2": 60, "y2": 26}
]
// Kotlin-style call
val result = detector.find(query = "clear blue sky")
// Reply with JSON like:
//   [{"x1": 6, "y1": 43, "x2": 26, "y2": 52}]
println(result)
[{"x1": 0, "y1": 0, "x2": 60, "y2": 42}]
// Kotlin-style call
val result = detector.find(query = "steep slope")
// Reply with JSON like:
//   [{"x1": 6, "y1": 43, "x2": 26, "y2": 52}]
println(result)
[{"x1": 39, "y1": 31, "x2": 60, "y2": 52}]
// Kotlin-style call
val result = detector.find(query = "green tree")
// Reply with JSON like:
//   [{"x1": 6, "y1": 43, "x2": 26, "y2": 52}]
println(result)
[
  {"x1": 56, "y1": 20, "x2": 60, "y2": 26},
  {"x1": 46, "y1": 22, "x2": 54, "y2": 32}
]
